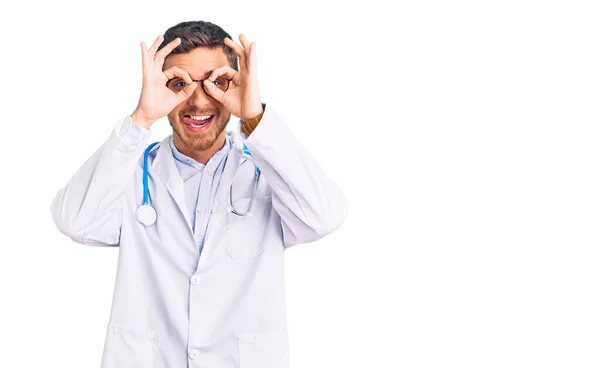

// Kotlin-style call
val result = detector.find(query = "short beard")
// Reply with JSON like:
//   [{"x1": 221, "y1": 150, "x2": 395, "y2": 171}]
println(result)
[{"x1": 168, "y1": 113, "x2": 229, "y2": 151}]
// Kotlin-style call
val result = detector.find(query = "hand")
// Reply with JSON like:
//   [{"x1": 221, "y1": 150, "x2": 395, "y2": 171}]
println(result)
[
  {"x1": 203, "y1": 34, "x2": 263, "y2": 122},
  {"x1": 131, "y1": 35, "x2": 198, "y2": 129}
]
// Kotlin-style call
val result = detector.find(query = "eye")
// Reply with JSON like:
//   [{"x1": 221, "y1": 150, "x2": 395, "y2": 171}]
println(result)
[{"x1": 167, "y1": 79, "x2": 188, "y2": 90}]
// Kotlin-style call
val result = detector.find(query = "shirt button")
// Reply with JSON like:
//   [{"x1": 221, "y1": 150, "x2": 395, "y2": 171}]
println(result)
[
  {"x1": 207, "y1": 169, "x2": 212, "y2": 176},
  {"x1": 197, "y1": 208, "x2": 204, "y2": 215},
  {"x1": 190, "y1": 277, "x2": 198, "y2": 285},
  {"x1": 189, "y1": 349, "x2": 200, "y2": 359}
]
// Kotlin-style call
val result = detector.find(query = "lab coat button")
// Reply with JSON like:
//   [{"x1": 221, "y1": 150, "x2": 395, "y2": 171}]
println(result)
[
  {"x1": 190, "y1": 277, "x2": 198, "y2": 285},
  {"x1": 189, "y1": 349, "x2": 200, "y2": 359}
]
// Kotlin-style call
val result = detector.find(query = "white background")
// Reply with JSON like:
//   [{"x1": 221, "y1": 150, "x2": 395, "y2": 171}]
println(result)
[{"x1": 0, "y1": 0, "x2": 599, "y2": 367}]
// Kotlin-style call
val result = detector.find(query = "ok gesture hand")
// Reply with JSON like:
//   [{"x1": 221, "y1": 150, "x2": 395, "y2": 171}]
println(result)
[
  {"x1": 131, "y1": 35, "x2": 198, "y2": 129},
  {"x1": 202, "y1": 34, "x2": 263, "y2": 122}
]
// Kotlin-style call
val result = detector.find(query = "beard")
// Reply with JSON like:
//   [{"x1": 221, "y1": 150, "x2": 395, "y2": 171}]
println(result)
[{"x1": 168, "y1": 110, "x2": 230, "y2": 151}]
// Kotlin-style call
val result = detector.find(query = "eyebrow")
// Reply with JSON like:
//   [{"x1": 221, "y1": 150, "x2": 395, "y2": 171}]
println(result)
[
  {"x1": 169, "y1": 70, "x2": 213, "y2": 82},
  {"x1": 190, "y1": 70, "x2": 213, "y2": 80}
]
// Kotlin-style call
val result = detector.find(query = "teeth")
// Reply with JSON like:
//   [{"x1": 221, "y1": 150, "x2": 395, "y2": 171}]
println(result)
[{"x1": 190, "y1": 115, "x2": 212, "y2": 121}]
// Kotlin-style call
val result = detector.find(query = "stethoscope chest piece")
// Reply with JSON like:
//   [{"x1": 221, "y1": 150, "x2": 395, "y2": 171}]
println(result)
[{"x1": 136, "y1": 205, "x2": 157, "y2": 226}]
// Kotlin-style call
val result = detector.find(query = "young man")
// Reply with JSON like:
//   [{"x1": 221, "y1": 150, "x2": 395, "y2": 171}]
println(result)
[{"x1": 51, "y1": 20, "x2": 347, "y2": 367}]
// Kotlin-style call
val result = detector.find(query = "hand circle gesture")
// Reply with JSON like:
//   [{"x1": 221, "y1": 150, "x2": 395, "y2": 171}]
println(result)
[
  {"x1": 131, "y1": 35, "x2": 198, "y2": 129},
  {"x1": 202, "y1": 35, "x2": 263, "y2": 122}
]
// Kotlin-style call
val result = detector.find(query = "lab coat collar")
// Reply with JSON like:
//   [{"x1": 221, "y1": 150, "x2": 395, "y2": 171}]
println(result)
[
  {"x1": 229, "y1": 119, "x2": 246, "y2": 150},
  {"x1": 149, "y1": 126, "x2": 246, "y2": 239}
]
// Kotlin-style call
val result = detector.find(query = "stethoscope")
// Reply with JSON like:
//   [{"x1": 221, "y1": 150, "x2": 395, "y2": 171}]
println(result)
[{"x1": 135, "y1": 141, "x2": 261, "y2": 226}]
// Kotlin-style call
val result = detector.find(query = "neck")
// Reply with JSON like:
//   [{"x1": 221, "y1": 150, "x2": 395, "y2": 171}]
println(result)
[{"x1": 173, "y1": 132, "x2": 227, "y2": 165}]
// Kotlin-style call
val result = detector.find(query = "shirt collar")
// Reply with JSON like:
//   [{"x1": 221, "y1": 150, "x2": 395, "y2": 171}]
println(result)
[{"x1": 169, "y1": 134, "x2": 231, "y2": 170}]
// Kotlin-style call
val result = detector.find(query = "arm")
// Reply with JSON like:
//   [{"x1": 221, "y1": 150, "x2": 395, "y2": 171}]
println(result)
[
  {"x1": 50, "y1": 116, "x2": 150, "y2": 246},
  {"x1": 203, "y1": 35, "x2": 348, "y2": 247},
  {"x1": 241, "y1": 104, "x2": 349, "y2": 247},
  {"x1": 50, "y1": 34, "x2": 199, "y2": 246}
]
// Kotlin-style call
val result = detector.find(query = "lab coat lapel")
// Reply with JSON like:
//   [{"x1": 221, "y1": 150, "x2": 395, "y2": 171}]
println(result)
[
  {"x1": 212, "y1": 133, "x2": 243, "y2": 213},
  {"x1": 151, "y1": 135, "x2": 193, "y2": 233}
]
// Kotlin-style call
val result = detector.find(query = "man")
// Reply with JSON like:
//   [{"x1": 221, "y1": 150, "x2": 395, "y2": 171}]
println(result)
[{"x1": 50, "y1": 20, "x2": 347, "y2": 368}]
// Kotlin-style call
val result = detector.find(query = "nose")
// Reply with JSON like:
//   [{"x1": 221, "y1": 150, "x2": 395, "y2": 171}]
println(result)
[{"x1": 187, "y1": 81, "x2": 212, "y2": 106}]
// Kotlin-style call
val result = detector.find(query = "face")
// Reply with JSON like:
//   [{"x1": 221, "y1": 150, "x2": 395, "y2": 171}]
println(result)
[{"x1": 164, "y1": 47, "x2": 232, "y2": 152}]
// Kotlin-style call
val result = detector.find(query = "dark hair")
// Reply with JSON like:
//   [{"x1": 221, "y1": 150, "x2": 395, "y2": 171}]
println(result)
[{"x1": 157, "y1": 20, "x2": 238, "y2": 71}]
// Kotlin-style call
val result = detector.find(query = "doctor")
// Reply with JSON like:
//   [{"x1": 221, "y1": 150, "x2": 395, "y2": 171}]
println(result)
[{"x1": 50, "y1": 20, "x2": 348, "y2": 368}]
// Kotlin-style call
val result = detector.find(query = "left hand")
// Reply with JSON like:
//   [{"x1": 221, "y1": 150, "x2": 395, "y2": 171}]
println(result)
[{"x1": 203, "y1": 34, "x2": 263, "y2": 122}]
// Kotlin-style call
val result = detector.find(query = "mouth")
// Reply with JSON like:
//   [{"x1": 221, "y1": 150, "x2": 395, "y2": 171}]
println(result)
[{"x1": 182, "y1": 114, "x2": 214, "y2": 132}]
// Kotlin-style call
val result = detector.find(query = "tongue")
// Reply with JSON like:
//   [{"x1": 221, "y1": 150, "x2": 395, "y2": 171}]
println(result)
[{"x1": 183, "y1": 116, "x2": 211, "y2": 125}]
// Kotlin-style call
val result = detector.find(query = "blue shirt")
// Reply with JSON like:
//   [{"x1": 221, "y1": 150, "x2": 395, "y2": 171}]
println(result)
[{"x1": 169, "y1": 135, "x2": 231, "y2": 253}]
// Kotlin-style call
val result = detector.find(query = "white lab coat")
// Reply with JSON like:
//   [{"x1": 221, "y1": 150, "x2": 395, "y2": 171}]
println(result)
[{"x1": 50, "y1": 104, "x2": 348, "y2": 368}]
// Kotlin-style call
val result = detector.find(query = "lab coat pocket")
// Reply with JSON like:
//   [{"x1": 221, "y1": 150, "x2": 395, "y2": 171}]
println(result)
[
  {"x1": 101, "y1": 323, "x2": 159, "y2": 368},
  {"x1": 226, "y1": 196, "x2": 272, "y2": 259},
  {"x1": 238, "y1": 330, "x2": 289, "y2": 368}
]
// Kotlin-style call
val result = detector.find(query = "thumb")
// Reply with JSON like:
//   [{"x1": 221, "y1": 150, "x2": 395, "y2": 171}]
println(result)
[{"x1": 177, "y1": 81, "x2": 198, "y2": 100}]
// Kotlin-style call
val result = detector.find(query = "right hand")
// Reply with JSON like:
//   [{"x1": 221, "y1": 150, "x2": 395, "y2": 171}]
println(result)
[{"x1": 131, "y1": 35, "x2": 198, "y2": 129}]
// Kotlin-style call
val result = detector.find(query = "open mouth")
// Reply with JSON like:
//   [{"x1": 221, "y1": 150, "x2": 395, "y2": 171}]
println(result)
[{"x1": 182, "y1": 115, "x2": 214, "y2": 130}]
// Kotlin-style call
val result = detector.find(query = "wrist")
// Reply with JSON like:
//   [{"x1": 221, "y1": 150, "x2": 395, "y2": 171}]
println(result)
[
  {"x1": 130, "y1": 110, "x2": 155, "y2": 130},
  {"x1": 241, "y1": 104, "x2": 265, "y2": 123},
  {"x1": 241, "y1": 104, "x2": 266, "y2": 137}
]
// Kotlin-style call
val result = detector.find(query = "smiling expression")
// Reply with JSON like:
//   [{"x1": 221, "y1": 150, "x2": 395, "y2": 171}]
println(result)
[{"x1": 164, "y1": 47, "x2": 233, "y2": 154}]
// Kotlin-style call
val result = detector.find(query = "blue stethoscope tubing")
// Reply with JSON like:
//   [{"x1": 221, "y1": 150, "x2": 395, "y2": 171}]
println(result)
[
  {"x1": 135, "y1": 142, "x2": 161, "y2": 226},
  {"x1": 143, "y1": 142, "x2": 160, "y2": 206},
  {"x1": 136, "y1": 141, "x2": 261, "y2": 226}
]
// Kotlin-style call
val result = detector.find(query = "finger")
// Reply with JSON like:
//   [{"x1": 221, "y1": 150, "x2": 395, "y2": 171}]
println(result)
[
  {"x1": 240, "y1": 33, "x2": 252, "y2": 69},
  {"x1": 208, "y1": 65, "x2": 238, "y2": 81},
  {"x1": 224, "y1": 37, "x2": 247, "y2": 69},
  {"x1": 203, "y1": 79, "x2": 226, "y2": 102},
  {"x1": 147, "y1": 35, "x2": 164, "y2": 58},
  {"x1": 239, "y1": 34, "x2": 251, "y2": 52},
  {"x1": 239, "y1": 34, "x2": 253, "y2": 71},
  {"x1": 155, "y1": 37, "x2": 181, "y2": 63},
  {"x1": 176, "y1": 81, "x2": 198, "y2": 101},
  {"x1": 248, "y1": 42, "x2": 257, "y2": 76},
  {"x1": 140, "y1": 41, "x2": 149, "y2": 68},
  {"x1": 163, "y1": 66, "x2": 193, "y2": 84}
]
